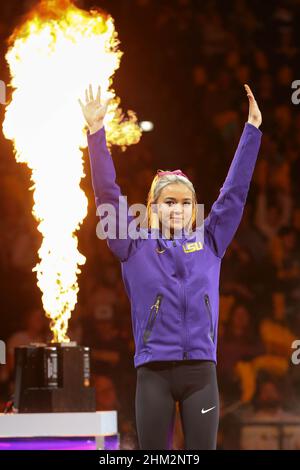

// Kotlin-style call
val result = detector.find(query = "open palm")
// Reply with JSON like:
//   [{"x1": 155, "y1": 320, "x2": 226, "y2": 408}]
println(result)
[{"x1": 78, "y1": 84, "x2": 111, "y2": 130}]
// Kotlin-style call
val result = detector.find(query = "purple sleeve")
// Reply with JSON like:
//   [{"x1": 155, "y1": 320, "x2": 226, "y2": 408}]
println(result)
[
  {"x1": 87, "y1": 126, "x2": 136, "y2": 261},
  {"x1": 204, "y1": 122, "x2": 263, "y2": 258}
]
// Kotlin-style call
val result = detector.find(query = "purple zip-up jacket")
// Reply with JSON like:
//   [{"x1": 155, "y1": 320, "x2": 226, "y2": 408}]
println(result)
[{"x1": 87, "y1": 122, "x2": 262, "y2": 368}]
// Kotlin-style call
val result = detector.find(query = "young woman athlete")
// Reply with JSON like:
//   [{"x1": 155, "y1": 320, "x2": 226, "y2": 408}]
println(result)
[{"x1": 79, "y1": 83, "x2": 262, "y2": 450}]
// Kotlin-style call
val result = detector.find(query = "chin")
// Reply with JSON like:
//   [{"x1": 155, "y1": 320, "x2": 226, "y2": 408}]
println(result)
[{"x1": 171, "y1": 223, "x2": 183, "y2": 229}]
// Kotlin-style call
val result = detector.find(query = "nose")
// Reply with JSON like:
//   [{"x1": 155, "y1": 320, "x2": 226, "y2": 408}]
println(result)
[{"x1": 171, "y1": 204, "x2": 183, "y2": 217}]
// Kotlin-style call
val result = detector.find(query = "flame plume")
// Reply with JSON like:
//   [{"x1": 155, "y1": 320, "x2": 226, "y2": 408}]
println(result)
[{"x1": 3, "y1": 0, "x2": 141, "y2": 342}]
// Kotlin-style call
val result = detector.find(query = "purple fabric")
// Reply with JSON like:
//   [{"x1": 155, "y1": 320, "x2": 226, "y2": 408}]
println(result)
[
  {"x1": 87, "y1": 123, "x2": 262, "y2": 368},
  {"x1": 0, "y1": 435, "x2": 119, "y2": 450}
]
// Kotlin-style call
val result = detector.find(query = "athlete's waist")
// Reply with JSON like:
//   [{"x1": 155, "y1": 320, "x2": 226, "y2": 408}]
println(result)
[{"x1": 137, "y1": 359, "x2": 215, "y2": 369}]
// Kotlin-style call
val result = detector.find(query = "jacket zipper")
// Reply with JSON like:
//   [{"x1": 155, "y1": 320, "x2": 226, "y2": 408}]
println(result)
[
  {"x1": 182, "y1": 282, "x2": 188, "y2": 359},
  {"x1": 204, "y1": 294, "x2": 214, "y2": 342},
  {"x1": 143, "y1": 294, "x2": 163, "y2": 344},
  {"x1": 173, "y1": 240, "x2": 188, "y2": 359}
]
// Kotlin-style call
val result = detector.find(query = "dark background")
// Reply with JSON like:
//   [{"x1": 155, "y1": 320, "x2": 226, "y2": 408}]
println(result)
[{"x1": 1, "y1": 0, "x2": 300, "y2": 449}]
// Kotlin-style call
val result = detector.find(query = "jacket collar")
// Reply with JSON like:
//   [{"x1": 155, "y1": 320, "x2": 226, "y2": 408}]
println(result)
[{"x1": 148, "y1": 226, "x2": 196, "y2": 251}]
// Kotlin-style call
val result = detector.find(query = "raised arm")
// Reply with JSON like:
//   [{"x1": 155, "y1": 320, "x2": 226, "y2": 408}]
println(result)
[
  {"x1": 79, "y1": 84, "x2": 136, "y2": 261},
  {"x1": 204, "y1": 84, "x2": 263, "y2": 258}
]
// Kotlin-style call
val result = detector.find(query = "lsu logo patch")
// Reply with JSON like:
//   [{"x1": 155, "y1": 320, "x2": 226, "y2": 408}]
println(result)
[{"x1": 182, "y1": 242, "x2": 203, "y2": 253}]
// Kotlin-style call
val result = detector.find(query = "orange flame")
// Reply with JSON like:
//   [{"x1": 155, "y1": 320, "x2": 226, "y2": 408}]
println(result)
[{"x1": 3, "y1": 0, "x2": 141, "y2": 342}]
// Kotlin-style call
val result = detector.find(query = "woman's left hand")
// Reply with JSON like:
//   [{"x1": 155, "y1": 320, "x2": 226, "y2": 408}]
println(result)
[{"x1": 244, "y1": 83, "x2": 262, "y2": 129}]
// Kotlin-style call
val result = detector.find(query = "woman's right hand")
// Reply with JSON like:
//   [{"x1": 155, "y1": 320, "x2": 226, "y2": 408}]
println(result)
[{"x1": 78, "y1": 84, "x2": 111, "y2": 134}]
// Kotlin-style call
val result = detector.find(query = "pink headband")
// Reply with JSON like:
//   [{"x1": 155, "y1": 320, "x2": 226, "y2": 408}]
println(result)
[{"x1": 157, "y1": 169, "x2": 189, "y2": 179}]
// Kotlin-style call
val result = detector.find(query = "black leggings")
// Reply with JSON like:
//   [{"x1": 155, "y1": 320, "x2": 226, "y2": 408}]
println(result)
[{"x1": 135, "y1": 359, "x2": 219, "y2": 450}]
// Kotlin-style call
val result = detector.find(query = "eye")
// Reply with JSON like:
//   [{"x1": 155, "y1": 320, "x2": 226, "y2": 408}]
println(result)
[
  {"x1": 165, "y1": 201, "x2": 174, "y2": 206},
  {"x1": 183, "y1": 201, "x2": 192, "y2": 205}
]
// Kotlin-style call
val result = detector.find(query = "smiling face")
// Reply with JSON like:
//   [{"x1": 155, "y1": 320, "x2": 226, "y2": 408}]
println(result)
[{"x1": 156, "y1": 182, "x2": 194, "y2": 237}]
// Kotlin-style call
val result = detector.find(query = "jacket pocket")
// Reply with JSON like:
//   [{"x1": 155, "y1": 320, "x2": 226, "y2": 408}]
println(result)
[
  {"x1": 143, "y1": 293, "x2": 163, "y2": 344},
  {"x1": 204, "y1": 293, "x2": 215, "y2": 343}
]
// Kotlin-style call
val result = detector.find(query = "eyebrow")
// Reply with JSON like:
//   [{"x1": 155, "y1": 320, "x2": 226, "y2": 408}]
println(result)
[{"x1": 164, "y1": 197, "x2": 192, "y2": 201}]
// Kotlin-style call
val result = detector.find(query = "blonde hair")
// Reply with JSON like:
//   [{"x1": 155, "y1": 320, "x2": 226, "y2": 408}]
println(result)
[{"x1": 144, "y1": 170, "x2": 198, "y2": 232}]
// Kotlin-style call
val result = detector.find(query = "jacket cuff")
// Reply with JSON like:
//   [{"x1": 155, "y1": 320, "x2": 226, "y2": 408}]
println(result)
[
  {"x1": 245, "y1": 121, "x2": 262, "y2": 136},
  {"x1": 87, "y1": 126, "x2": 105, "y2": 139}
]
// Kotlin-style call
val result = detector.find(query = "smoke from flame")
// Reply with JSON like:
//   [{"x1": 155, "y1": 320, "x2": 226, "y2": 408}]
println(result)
[{"x1": 2, "y1": 0, "x2": 141, "y2": 342}]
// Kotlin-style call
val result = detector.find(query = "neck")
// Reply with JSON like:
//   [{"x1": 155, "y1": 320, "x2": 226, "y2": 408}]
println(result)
[{"x1": 159, "y1": 226, "x2": 186, "y2": 240}]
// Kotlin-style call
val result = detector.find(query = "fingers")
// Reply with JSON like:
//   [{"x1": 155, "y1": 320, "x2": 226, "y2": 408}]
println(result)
[
  {"x1": 96, "y1": 85, "x2": 101, "y2": 105},
  {"x1": 82, "y1": 84, "x2": 105, "y2": 107},
  {"x1": 244, "y1": 83, "x2": 255, "y2": 100},
  {"x1": 89, "y1": 83, "x2": 94, "y2": 101},
  {"x1": 78, "y1": 98, "x2": 84, "y2": 110}
]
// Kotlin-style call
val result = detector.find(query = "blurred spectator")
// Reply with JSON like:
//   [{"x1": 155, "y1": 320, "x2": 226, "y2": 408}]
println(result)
[
  {"x1": 93, "y1": 374, "x2": 137, "y2": 449},
  {"x1": 86, "y1": 303, "x2": 131, "y2": 384},
  {"x1": 240, "y1": 378, "x2": 298, "y2": 450},
  {"x1": 259, "y1": 291, "x2": 296, "y2": 359},
  {"x1": 254, "y1": 190, "x2": 292, "y2": 241},
  {"x1": 218, "y1": 301, "x2": 264, "y2": 402}
]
